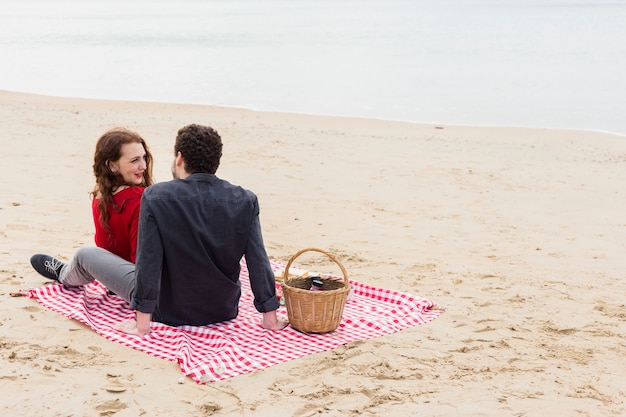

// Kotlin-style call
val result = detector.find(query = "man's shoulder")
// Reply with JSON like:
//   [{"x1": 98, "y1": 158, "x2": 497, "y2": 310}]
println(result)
[
  {"x1": 218, "y1": 178, "x2": 255, "y2": 194},
  {"x1": 143, "y1": 176, "x2": 258, "y2": 201},
  {"x1": 142, "y1": 180, "x2": 183, "y2": 202},
  {"x1": 143, "y1": 180, "x2": 173, "y2": 194},
  {"x1": 214, "y1": 179, "x2": 259, "y2": 204}
]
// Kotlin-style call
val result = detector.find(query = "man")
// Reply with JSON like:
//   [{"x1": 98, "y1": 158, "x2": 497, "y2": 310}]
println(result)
[{"x1": 32, "y1": 124, "x2": 288, "y2": 336}]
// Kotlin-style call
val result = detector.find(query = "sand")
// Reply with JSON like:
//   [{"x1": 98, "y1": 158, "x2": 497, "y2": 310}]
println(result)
[{"x1": 1, "y1": 90, "x2": 625, "y2": 416}]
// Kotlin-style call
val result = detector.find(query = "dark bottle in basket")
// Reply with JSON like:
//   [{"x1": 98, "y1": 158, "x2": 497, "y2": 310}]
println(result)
[{"x1": 309, "y1": 276, "x2": 324, "y2": 291}]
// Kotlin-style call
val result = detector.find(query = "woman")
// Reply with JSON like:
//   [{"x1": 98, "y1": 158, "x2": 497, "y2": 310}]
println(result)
[
  {"x1": 30, "y1": 127, "x2": 153, "y2": 281},
  {"x1": 91, "y1": 127, "x2": 153, "y2": 263}
]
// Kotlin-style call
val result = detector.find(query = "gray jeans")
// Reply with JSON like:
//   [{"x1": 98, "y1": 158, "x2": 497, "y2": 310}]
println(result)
[{"x1": 59, "y1": 247, "x2": 136, "y2": 302}]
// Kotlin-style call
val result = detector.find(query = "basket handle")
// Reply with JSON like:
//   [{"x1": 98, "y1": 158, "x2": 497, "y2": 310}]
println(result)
[{"x1": 284, "y1": 248, "x2": 349, "y2": 287}]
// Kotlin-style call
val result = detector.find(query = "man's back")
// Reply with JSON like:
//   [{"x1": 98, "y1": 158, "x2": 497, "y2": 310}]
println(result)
[{"x1": 132, "y1": 173, "x2": 277, "y2": 327}]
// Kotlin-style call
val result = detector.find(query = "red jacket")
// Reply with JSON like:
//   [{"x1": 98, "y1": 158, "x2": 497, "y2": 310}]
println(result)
[{"x1": 92, "y1": 186, "x2": 144, "y2": 263}]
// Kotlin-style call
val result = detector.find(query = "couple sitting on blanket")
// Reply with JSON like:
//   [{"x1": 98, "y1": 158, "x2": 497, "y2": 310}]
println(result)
[{"x1": 30, "y1": 124, "x2": 289, "y2": 336}]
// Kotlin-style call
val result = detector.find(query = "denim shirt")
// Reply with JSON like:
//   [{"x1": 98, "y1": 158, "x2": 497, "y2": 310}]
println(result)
[{"x1": 131, "y1": 173, "x2": 279, "y2": 327}]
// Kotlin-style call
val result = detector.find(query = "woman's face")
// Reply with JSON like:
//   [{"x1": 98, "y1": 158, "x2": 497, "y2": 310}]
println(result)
[{"x1": 110, "y1": 142, "x2": 147, "y2": 186}]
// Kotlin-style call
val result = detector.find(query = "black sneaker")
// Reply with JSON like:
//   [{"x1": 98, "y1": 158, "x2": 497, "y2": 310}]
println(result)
[{"x1": 30, "y1": 254, "x2": 65, "y2": 281}]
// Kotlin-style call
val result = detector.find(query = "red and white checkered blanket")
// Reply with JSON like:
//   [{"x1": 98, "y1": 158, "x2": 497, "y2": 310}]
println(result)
[{"x1": 24, "y1": 259, "x2": 441, "y2": 384}]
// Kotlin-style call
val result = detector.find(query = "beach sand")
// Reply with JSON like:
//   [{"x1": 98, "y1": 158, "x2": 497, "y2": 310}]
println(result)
[{"x1": 1, "y1": 90, "x2": 625, "y2": 416}]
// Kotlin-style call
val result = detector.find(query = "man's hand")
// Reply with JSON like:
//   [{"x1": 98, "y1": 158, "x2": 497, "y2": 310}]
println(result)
[
  {"x1": 262, "y1": 311, "x2": 289, "y2": 331},
  {"x1": 115, "y1": 311, "x2": 151, "y2": 337}
]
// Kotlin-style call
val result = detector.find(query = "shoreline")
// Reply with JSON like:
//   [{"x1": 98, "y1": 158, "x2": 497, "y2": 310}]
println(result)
[
  {"x1": 4, "y1": 89, "x2": 625, "y2": 139},
  {"x1": 1, "y1": 90, "x2": 625, "y2": 416}
]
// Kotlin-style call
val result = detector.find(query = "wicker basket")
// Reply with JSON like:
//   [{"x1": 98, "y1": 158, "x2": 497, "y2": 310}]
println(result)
[{"x1": 282, "y1": 248, "x2": 350, "y2": 333}]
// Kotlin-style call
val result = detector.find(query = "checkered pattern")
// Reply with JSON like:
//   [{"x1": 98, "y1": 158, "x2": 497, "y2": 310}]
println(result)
[{"x1": 24, "y1": 259, "x2": 442, "y2": 384}]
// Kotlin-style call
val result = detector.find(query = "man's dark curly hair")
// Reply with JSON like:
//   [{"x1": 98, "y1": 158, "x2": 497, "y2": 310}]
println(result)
[{"x1": 174, "y1": 124, "x2": 223, "y2": 174}]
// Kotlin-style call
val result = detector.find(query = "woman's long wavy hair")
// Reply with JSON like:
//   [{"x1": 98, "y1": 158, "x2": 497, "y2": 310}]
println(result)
[{"x1": 91, "y1": 128, "x2": 154, "y2": 232}]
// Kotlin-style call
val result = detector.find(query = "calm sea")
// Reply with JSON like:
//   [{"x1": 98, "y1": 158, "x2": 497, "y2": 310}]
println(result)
[{"x1": 1, "y1": 0, "x2": 625, "y2": 136}]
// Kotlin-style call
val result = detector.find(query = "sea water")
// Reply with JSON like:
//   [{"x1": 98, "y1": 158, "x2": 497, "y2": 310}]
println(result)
[{"x1": 1, "y1": 0, "x2": 625, "y2": 135}]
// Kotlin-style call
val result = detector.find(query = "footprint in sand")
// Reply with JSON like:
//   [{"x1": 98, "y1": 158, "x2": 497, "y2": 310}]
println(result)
[{"x1": 94, "y1": 399, "x2": 128, "y2": 415}]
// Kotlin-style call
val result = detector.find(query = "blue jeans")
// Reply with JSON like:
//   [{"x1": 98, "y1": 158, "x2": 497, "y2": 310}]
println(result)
[{"x1": 59, "y1": 247, "x2": 136, "y2": 302}]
